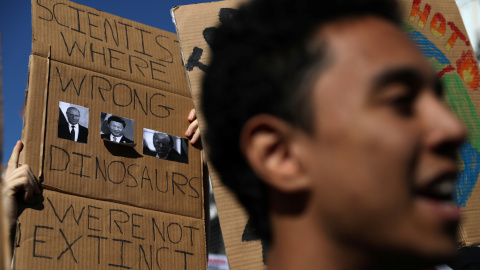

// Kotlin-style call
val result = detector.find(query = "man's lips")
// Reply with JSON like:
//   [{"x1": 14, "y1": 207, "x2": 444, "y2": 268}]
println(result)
[{"x1": 414, "y1": 171, "x2": 460, "y2": 221}]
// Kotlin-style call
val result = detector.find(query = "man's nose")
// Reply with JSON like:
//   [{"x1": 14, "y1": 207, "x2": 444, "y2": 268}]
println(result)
[{"x1": 422, "y1": 94, "x2": 467, "y2": 152}]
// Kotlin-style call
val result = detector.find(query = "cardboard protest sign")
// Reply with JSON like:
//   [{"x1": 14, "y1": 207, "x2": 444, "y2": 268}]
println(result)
[
  {"x1": 398, "y1": 0, "x2": 480, "y2": 245},
  {"x1": 174, "y1": 0, "x2": 480, "y2": 269},
  {"x1": 15, "y1": 0, "x2": 207, "y2": 269},
  {"x1": 172, "y1": 2, "x2": 264, "y2": 270},
  {"x1": 14, "y1": 189, "x2": 206, "y2": 270}
]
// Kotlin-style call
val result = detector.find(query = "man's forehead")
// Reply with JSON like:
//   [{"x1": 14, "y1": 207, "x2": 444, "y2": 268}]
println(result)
[
  {"x1": 110, "y1": 121, "x2": 122, "y2": 126},
  {"x1": 67, "y1": 108, "x2": 79, "y2": 114},
  {"x1": 310, "y1": 16, "x2": 431, "y2": 93}
]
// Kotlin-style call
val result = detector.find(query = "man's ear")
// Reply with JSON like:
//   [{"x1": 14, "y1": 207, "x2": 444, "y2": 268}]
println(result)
[{"x1": 240, "y1": 114, "x2": 310, "y2": 193}]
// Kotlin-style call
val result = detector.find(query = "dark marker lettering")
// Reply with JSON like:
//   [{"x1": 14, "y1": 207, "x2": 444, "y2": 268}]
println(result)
[
  {"x1": 134, "y1": 27, "x2": 152, "y2": 57},
  {"x1": 70, "y1": 152, "x2": 91, "y2": 178},
  {"x1": 152, "y1": 218, "x2": 166, "y2": 242},
  {"x1": 107, "y1": 161, "x2": 126, "y2": 185},
  {"x1": 104, "y1": 19, "x2": 120, "y2": 46},
  {"x1": 149, "y1": 93, "x2": 174, "y2": 118},
  {"x1": 60, "y1": 32, "x2": 86, "y2": 57},
  {"x1": 88, "y1": 205, "x2": 102, "y2": 232},
  {"x1": 91, "y1": 75, "x2": 112, "y2": 101},
  {"x1": 56, "y1": 66, "x2": 86, "y2": 95},
  {"x1": 109, "y1": 48, "x2": 126, "y2": 71},
  {"x1": 184, "y1": 226, "x2": 199, "y2": 247},
  {"x1": 167, "y1": 223, "x2": 182, "y2": 244},
  {"x1": 132, "y1": 214, "x2": 145, "y2": 240},
  {"x1": 88, "y1": 235, "x2": 108, "y2": 264},
  {"x1": 138, "y1": 244, "x2": 152, "y2": 270},
  {"x1": 53, "y1": 3, "x2": 69, "y2": 28},
  {"x1": 36, "y1": 0, "x2": 53, "y2": 21},
  {"x1": 57, "y1": 228, "x2": 82, "y2": 263},
  {"x1": 47, "y1": 197, "x2": 85, "y2": 224},
  {"x1": 129, "y1": 55, "x2": 148, "y2": 77},
  {"x1": 155, "y1": 247, "x2": 169, "y2": 270},
  {"x1": 49, "y1": 145, "x2": 70, "y2": 171},
  {"x1": 154, "y1": 169, "x2": 168, "y2": 193},
  {"x1": 154, "y1": 35, "x2": 174, "y2": 63},
  {"x1": 133, "y1": 89, "x2": 148, "y2": 116},
  {"x1": 172, "y1": 172, "x2": 188, "y2": 196},
  {"x1": 118, "y1": 22, "x2": 132, "y2": 50},
  {"x1": 109, "y1": 209, "x2": 130, "y2": 234},
  {"x1": 108, "y1": 239, "x2": 132, "y2": 269},
  {"x1": 112, "y1": 83, "x2": 133, "y2": 107},
  {"x1": 87, "y1": 12, "x2": 102, "y2": 41},
  {"x1": 188, "y1": 177, "x2": 200, "y2": 199},
  {"x1": 90, "y1": 43, "x2": 107, "y2": 66},
  {"x1": 33, "y1": 225, "x2": 54, "y2": 259},
  {"x1": 150, "y1": 61, "x2": 169, "y2": 84},
  {"x1": 141, "y1": 166, "x2": 154, "y2": 190},
  {"x1": 126, "y1": 164, "x2": 139, "y2": 188},
  {"x1": 175, "y1": 250, "x2": 194, "y2": 270},
  {"x1": 68, "y1": 5, "x2": 86, "y2": 34},
  {"x1": 95, "y1": 157, "x2": 107, "y2": 182}
]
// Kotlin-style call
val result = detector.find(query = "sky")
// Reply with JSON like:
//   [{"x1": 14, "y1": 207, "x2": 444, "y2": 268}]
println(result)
[{"x1": 0, "y1": 0, "x2": 217, "y2": 164}]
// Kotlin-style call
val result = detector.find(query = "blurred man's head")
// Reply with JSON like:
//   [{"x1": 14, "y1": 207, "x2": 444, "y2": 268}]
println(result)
[
  {"x1": 66, "y1": 107, "x2": 80, "y2": 125},
  {"x1": 202, "y1": 0, "x2": 466, "y2": 267},
  {"x1": 107, "y1": 116, "x2": 126, "y2": 137},
  {"x1": 153, "y1": 132, "x2": 172, "y2": 156}
]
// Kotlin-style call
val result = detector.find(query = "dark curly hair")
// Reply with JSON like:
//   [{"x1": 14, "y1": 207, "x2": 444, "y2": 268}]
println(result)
[{"x1": 202, "y1": 0, "x2": 400, "y2": 244}]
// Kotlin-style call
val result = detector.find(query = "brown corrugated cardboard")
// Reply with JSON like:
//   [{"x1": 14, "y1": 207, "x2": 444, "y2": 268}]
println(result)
[
  {"x1": 174, "y1": 0, "x2": 480, "y2": 269},
  {"x1": 22, "y1": 52, "x2": 203, "y2": 217},
  {"x1": 15, "y1": 0, "x2": 207, "y2": 269},
  {"x1": 14, "y1": 189, "x2": 206, "y2": 270},
  {"x1": 172, "y1": 1, "x2": 264, "y2": 270},
  {"x1": 32, "y1": 0, "x2": 190, "y2": 97}
]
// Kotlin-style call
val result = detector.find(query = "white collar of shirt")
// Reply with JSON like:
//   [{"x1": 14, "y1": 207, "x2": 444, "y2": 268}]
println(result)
[
  {"x1": 110, "y1": 134, "x2": 122, "y2": 142},
  {"x1": 69, "y1": 124, "x2": 79, "y2": 141}
]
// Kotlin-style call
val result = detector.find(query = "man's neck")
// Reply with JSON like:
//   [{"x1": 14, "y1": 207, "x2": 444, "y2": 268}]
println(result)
[{"x1": 266, "y1": 193, "x2": 373, "y2": 270}]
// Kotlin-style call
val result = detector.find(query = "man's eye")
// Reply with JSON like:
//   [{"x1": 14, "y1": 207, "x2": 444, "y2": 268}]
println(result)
[{"x1": 390, "y1": 94, "x2": 415, "y2": 116}]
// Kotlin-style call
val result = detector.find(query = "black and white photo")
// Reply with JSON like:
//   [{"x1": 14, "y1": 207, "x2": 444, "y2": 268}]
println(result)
[
  {"x1": 100, "y1": 113, "x2": 135, "y2": 144},
  {"x1": 143, "y1": 128, "x2": 188, "y2": 164},
  {"x1": 58, "y1": 102, "x2": 89, "y2": 143}
]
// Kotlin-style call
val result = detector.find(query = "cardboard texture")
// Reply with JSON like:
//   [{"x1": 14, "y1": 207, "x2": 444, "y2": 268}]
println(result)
[
  {"x1": 16, "y1": 0, "x2": 207, "y2": 269},
  {"x1": 32, "y1": 0, "x2": 190, "y2": 97},
  {"x1": 14, "y1": 189, "x2": 206, "y2": 270},
  {"x1": 173, "y1": 0, "x2": 480, "y2": 269},
  {"x1": 172, "y1": 2, "x2": 263, "y2": 270},
  {"x1": 398, "y1": 0, "x2": 480, "y2": 246}
]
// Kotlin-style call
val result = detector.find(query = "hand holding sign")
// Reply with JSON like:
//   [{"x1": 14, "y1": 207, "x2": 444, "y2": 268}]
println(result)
[
  {"x1": 3, "y1": 141, "x2": 40, "y2": 230},
  {"x1": 186, "y1": 109, "x2": 203, "y2": 149}
]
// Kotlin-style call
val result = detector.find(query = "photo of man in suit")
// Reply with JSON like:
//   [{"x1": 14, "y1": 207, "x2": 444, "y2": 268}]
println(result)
[
  {"x1": 58, "y1": 106, "x2": 88, "y2": 143},
  {"x1": 143, "y1": 131, "x2": 188, "y2": 163},
  {"x1": 101, "y1": 115, "x2": 133, "y2": 143}
]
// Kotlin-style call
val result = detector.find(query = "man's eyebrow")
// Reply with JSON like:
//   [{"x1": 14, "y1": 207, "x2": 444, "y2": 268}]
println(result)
[{"x1": 371, "y1": 67, "x2": 426, "y2": 94}]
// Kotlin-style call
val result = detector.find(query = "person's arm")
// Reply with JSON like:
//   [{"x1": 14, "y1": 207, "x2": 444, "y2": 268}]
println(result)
[{"x1": 2, "y1": 141, "x2": 40, "y2": 244}]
